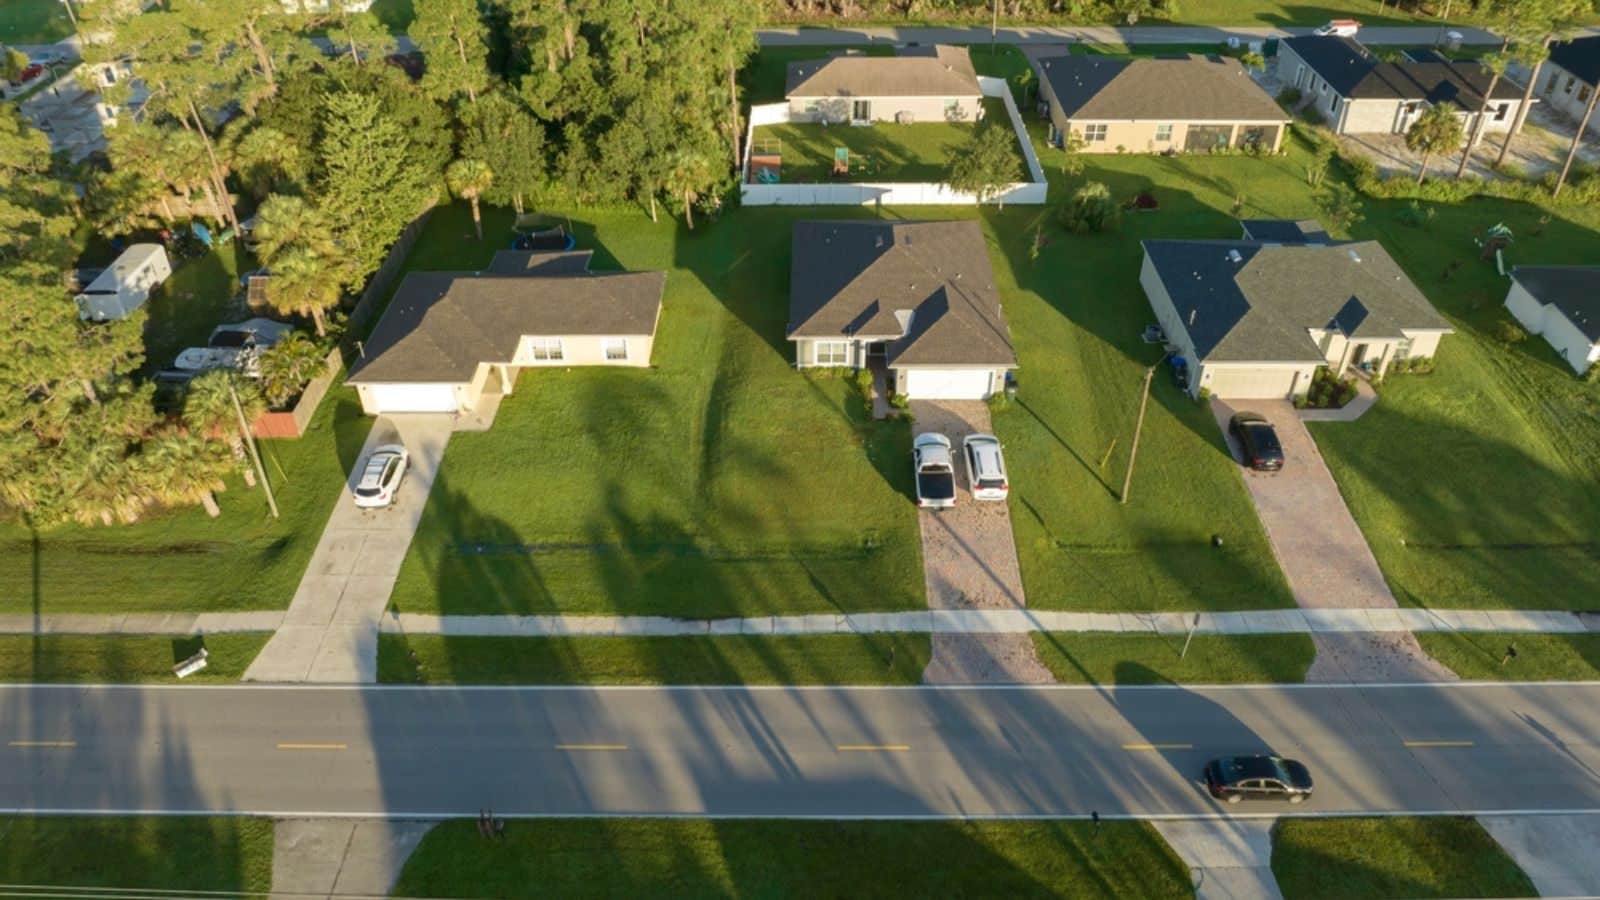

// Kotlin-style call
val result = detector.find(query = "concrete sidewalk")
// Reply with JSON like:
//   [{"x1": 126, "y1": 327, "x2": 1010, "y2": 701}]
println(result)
[{"x1": 1154, "y1": 819, "x2": 1282, "y2": 900}]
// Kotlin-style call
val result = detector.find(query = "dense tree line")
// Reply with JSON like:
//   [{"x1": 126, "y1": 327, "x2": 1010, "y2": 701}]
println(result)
[{"x1": 760, "y1": 0, "x2": 1516, "y2": 23}]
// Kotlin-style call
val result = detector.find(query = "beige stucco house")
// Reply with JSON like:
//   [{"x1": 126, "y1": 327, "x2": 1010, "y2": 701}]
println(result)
[
  {"x1": 785, "y1": 45, "x2": 983, "y2": 125},
  {"x1": 1505, "y1": 265, "x2": 1600, "y2": 375},
  {"x1": 1277, "y1": 36, "x2": 1528, "y2": 136},
  {"x1": 1037, "y1": 54, "x2": 1288, "y2": 153},
  {"x1": 1534, "y1": 36, "x2": 1600, "y2": 138},
  {"x1": 347, "y1": 251, "x2": 665, "y2": 416},
  {"x1": 1140, "y1": 221, "x2": 1452, "y2": 400},
  {"x1": 788, "y1": 220, "x2": 1016, "y2": 400}
]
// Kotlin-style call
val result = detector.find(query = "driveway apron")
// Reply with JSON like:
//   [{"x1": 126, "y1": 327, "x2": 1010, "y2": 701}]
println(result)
[
  {"x1": 244, "y1": 415, "x2": 452, "y2": 683},
  {"x1": 1211, "y1": 399, "x2": 1454, "y2": 683},
  {"x1": 909, "y1": 400, "x2": 1053, "y2": 684}
]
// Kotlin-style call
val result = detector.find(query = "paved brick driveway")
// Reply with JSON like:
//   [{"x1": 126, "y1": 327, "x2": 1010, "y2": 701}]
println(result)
[
  {"x1": 1211, "y1": 399, "x2": 1453, "y2": 683},
  {"x1": 908, "y1": 400, "x2": 1052, "y2": 684}
]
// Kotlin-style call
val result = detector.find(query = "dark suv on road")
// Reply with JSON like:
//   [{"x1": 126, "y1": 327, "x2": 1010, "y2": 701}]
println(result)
[{"x1": 1204, "y1": 755, "x2": 1313, "y2": 804}]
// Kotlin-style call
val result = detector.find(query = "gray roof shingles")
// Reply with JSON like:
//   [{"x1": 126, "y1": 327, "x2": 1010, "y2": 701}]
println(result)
[
  {"x1": 1144, "y1": 237, "x2": 1452, "y2": 363},
  {"x1": 785, "y1": 45, "x2": 980, "y2": 99},
  {"x1": 1038, "y1": 54, "x2": 1287, "y2": 122},
  {"x1": 789, "y1": 220, "x2": 1016, "y2": 368},
  {"x1": 1549, "y1": 36, "x2": 1600, "y2": 88},
  {"x1": 1512, "y1": 265, "x2": 1600, "y2": 342},
  {"x1": 1282, "y1": 36, "x2": 1524, "y2": 108},
  {"x1": 348, "y1": 259, "x2": 665, "y2": 385}
]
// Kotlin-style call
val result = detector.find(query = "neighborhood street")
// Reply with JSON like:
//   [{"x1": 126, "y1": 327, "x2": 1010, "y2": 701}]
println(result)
[{"x1": 4, "y1": 683, "x2": 1599, "y2": 819}]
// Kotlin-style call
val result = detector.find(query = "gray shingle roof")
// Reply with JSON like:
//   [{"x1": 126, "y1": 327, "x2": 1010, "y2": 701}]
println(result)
[
  {"x1": 1038, "y1": 54, "x2": 1287, "y2": 122},
  {"x1": 348, "y1": 261, "x2": 665, "y2": 385},
  {"x1": 1549, "y1": 36, "x2": 1600, "y2": 89},
  {"x1": 1239, "y1": 219, "x2": 1330, "y2": 244},
  {"x1": 1282, "y1": 36, "x2": 1524, "y2": 108},
  {"x1": 789, "y1": 220, "x2": 1016, "y2": 368},
  {"x1": 785, "y1": 45, "x2": 980, "y2": 99},
  {"x1": 1512, "y1": 265, "x2": 1600, "y2": 342},
  {"x1": 1143, "y1": 237, "x2": 1452, "y2": 363}
]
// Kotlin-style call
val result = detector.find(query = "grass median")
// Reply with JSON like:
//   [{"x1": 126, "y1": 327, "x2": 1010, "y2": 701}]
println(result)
[
  {"x1": 1030, "y1": 633, "x2": 1315, "y2": 684},
  {"x1": 395, "y1": 818, "x2": 1191, "y2": 899},
  {"x1": 1415, "y1": 632, "x2": 1600, "y2": 681},
  {"x1": 0, "y1": 634, "x2": 270, "y2": 683},
  {"x1": 377, "y1": 633, "x2": 932, "y2": 685},
  {"x1": 1272, "y1": 816, "x2": 1535, "y2": 900},
  {"x1": 0, "y1": 816, "x2": 273, "y2": 895}
]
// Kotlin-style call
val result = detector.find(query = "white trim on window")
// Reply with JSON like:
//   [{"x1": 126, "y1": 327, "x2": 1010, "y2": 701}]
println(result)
[
  {"x1": 814, "y1": 340, "x2": 851, "y2": 366},
  {"x1": 528, "y1": 337, "x2": 564, "y2": 361},
  {"x1": 1083, "y1": 123, "x2": 1108, "y2": 142},
  {"x1": 603, "y1": 337, "x2": 629, "y2": 361},
  {"x1": 1154, "y1": 124, "x2": 1173, "y2": 142}
]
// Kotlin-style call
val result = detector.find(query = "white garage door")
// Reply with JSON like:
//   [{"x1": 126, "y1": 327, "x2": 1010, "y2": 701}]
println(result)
[
  {"x1": 1204, "y1": 366, "x2": 1301, "y2": 399},
  {"x1": 365, "y1": 383, "x2": 460, "y2": 413},
  {"x1": 904, "y1": 368, "x2": 993, "y2": 400}
]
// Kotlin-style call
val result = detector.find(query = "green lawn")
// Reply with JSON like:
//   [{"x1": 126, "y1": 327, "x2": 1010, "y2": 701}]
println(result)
[
  {"x1": 386, "y1": 203, "x2": 924, "y2": 618},
  {"x1": 138, "y1": 242, "x2": 250, "y2": 372},
  {"x1": 0, "y1": 633, "x2": 269, "y2": 682},
  {"x1": 752, "y1": 97, "x2": 1025, "y2": 184},
  {"x1": 0, "y1": 0, "x2": 72, "y2": 43},
  {"x1": 378, "y1": 633, "x2": 931, "y2": 684},
  {"x1": 395, "y1": 818, "x2": 1192, "y2": 899},
  {"x1": 1307, "y1": 184, "x2": 1600, "y2": 610},
  {"x1": 1031, "y1": 634, "x2": 1315, "y2": 683},
  {"x1": 994, "y1": 124, "x2": 1299, "y2": 612},
  {"x1": 1272, "y1": 817, "x2": 1536, "y2": 900},
  {"x1": 0, "y1": 385, "x2": 372, "y2": 614},
  {"x1": 1416, "y1": 632, "x2": 1600, "y2": 681},
  {"x1": 0, "y1": 816, "x2": 273, "y2": 895}
]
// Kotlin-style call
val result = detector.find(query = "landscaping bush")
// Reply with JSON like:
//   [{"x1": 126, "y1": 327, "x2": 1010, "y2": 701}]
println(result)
[
  {"x1": 1493, "y1": 319, "x2": 1530, "y2": 345},
  {"x1": 1057, "y1": 181, "x2": 1121, "y2": 233},
  {"x1": 852, "y1": 368, "x2": 874, "y2": 402},
  {"x1": 1276, "y1": 87, "x2": 1302, "y2": 108},
  {"x1": 1302, "y1": 366, "x2": 1359, "y2": 409},
  {"x1": 888, "y1": 393, "x2": 909, "y2": 410},
  {"x1": 1396, "y1": 200, "x2": 1436, "y2": 229}
]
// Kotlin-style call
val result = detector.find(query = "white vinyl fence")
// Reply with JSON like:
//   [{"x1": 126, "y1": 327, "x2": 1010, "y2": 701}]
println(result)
[{"x1": 740, "y1": 75, "x2": 1048, "y2": 207}]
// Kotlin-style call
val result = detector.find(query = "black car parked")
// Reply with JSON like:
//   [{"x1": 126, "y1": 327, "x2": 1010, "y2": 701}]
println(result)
[
  {"x1": 1204, "y1": 755, "x2": 1313, "y2": 804},
  {"x1": 1228, "y1": 411, "x2": 1284, "y2": 472}
]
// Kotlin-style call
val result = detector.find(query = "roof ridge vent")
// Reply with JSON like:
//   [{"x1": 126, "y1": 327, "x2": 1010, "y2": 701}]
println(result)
[
  {"x1": 1189, "y1": 309, "x2": 1197, "y2": 326},
  {"x1": 1347, "y1": 248, "x2": 1362, "y2": 263},
  {"x1": 1227, "y1": 249, "x2": 1244, "y2": 263}
]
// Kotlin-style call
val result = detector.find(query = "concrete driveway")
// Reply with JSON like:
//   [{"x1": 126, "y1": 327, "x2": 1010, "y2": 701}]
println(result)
[
  {"x1": 1211, "y1": 399, "x2": 1453, "y2": 683},
  {"x1": 908, "y1": 400, "x2": 1051, "y2": 684},
  {"x1": 244, "y1": 415, "x2": 452, "y2": 683}
]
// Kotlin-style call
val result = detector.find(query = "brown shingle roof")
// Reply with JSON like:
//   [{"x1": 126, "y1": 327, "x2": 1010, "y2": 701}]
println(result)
[
  {"x1": 1039, "y1": 54, "x2": 1288, "y2": 122},
  {"x1": 788, "y1": 220, "x2": 1015, "y2": 368},
  {"x1": 786, "y1": 45, "x2": 980, "y2": 99},
  {"x1": 348, "y1": 263, "x2": 665, "y2": 385}
]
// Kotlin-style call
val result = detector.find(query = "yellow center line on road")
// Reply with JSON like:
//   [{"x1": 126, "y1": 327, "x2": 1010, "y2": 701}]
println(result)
[
  {"x1": 8, "y1": 740, "x2": 76, "y2": 749},
  {"x1": 1403, "y1": 740, "x2": 1476, "y2": 748},
  {"x1": 556, "y1": 744, "x2": 629, "y2": 752},
  {"x1": 275, "y1": 742, "x2": 348, "y2": 751},
  {"x1": 836, "y1": 744, "x2": 910, "y2": 752},
  {"x1": 1122, "y1": 743, "x2": 1193, "y2": 751}
]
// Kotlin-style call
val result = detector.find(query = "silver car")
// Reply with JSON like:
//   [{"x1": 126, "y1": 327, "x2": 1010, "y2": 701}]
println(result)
[
  {"x1": 962, "y1": 433, "x2": 1010, "y2": 501},
  {"x1": 353, "y1": 444, "x2": 409, "y2": 509}
]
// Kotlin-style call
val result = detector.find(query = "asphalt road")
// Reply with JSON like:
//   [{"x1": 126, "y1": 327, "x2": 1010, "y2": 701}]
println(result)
[{"x1": 4, "y1": 683, "x2": 1599, "y2": 819}]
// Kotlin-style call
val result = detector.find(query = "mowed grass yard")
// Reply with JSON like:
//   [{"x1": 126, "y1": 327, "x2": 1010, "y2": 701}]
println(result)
[
  {"x1": 0, "y1": 0, "x2": 72, "y2": 43},
  {"x1": 385, "y1": 203, "x2": 924, "y2": 618},
  {"x1": 752, "y1": 97, "x2": 1026, "y2": 184},
  {"x1": 0, "y1": 388, "x2": 371, "y2": 614},
  {"x1": 0, "y1": 816, "x2": 274, "y2": 895},
  {"x1": 0, "y1": 633, "x2": 269, "y2": 682},
  {"x1": 1272, "y1": 817, "x2": 1535, "y2": 900},
  {"x1": 394, "y1": 818, "x2": 1192, "y2": 899}
]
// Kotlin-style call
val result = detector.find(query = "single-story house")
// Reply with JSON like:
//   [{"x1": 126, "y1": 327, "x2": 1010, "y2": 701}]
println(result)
[
  {"x1": 1238, "y1": 219, "x2": 1330, "y2": 244},
  {"x1": 347, "y1": 250, "x2": 665, "y2": 416},
  {"x1": 1504, "y1": 265, "x2": 1600, "y2": 375},
  {"x1": 75, "y1": 243, "x2": 172, "y2": 322},
  {"x1": 1140, "y1": 222, "x2": 1453, "y2": 399},
  {"x1": 785, "y1": 45, "x2": 983, "y2": 125},
  {"x1": 1036, "y1": 54, "x2": 1289, "y2": 153},
  {"x1": 787, "y1": 220, "x2": 1016, "y2": 400},
  {"x1": 1536, "y1": 36, "x2": 1600, "y2": 138},
  {"x1": 1277, "y1": 36, "x2": 1529, "y2": 136}
]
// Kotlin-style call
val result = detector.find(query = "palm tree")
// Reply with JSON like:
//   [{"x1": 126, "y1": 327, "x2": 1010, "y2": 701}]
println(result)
[
  {"x1": 65, "y1": 442, "x2": 147, "y2": 527},
  {"x1": 250, "y1": 194, "x2": 336, "y2": 265},
  {"x1": 445, "y1": 158, "x2": 495, "y2": 240},
  {"x1": 1455, "y1": 48, "x2": 1510, "y2": 179},
  {"x1": 139, "y1": 431, "x2": 229, "y2": 519},
  {"x1": 184, "y1": 370, "x2": 266, "y2": 486},
  {"x1": 1405, "y1": 102, "x2": 1466, "y2": 185},
  {"x1": 258, "y1": 332, "x2": 328, "y2": 409},
  {"x1": 266, "y1": 248, "x2": 344, "y2": 336},
  {"x1": 665, "y1": 148, "x2": 716, "y2": 231}
]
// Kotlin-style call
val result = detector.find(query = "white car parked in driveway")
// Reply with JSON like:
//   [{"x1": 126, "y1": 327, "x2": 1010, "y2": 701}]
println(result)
[
  {"x1": 353, "y1": 444, "x2": 409, "y2": 509},
  {"x1": 962, "y1": 433, "x2": 1010, "y2": 501},
  {"x1": 913, "y1": 433, "x2": 957, "y2": 509}
]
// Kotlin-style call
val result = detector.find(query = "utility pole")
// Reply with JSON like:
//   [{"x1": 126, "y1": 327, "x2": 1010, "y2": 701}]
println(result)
[
  {"x1": 1120, "y1": 364, "x2": 1157, "y2": 505},
  {"x1": 228, "y1": 379, "x2": 279, "y2": 519},
  {"x1": 60, "y1": 0, "x2": 78, "y2": 31},
  {"x1": 991, "y1": 0, "x2": 999, "y2": 48}
]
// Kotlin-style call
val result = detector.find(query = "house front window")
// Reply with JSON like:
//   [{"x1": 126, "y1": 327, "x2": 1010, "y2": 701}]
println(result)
[
  {"x1": 814, "y1": 341, "x2": 850, "y2": 366},
  {"x1": 604, "y1": 338, "x2": 629, "y2": 361},
  {"x1": 1494, "y1": 102, "x2": 1510, "y2": 121},
  {"x1": 1154, "y1": 124, "x2": 1173, "y2": 141},
  {"x1": 1581, "y1": 85, "x2": 1593, "y2": 103},
  {"x1": 1083, "y1": 123, "x2": 1108, "y2": 143},
  {"x1": 944, "y1": 98, "x2": 959, "y2": 116},
  {"x1": 1393, "y1": 337, "x2": 1413, "y2": 362},
  {"x1": 528, "y1": 337, "x2": 564, "y2": 361},
  {"x1": 852, "y1": 99, "x2": 871, "y2": 120}
]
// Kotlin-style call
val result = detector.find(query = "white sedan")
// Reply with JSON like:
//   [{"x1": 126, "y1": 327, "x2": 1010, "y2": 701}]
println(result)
[{"x1": 352, "y1": 444, "x2": 409, "y2": 509}]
